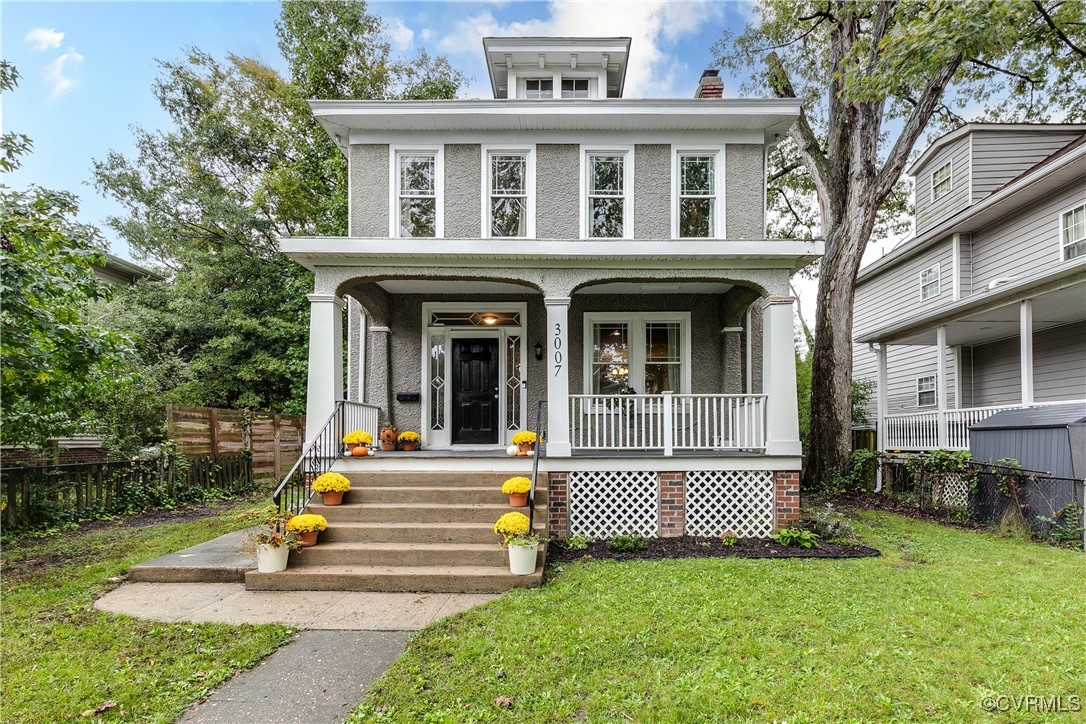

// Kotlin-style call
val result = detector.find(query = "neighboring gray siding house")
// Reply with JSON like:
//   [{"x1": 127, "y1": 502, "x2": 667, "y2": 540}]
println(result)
[
  {"x1": 279, "y1": 37, "x2": 822, "y2": 544},
  {"x1": 852, "y1": 124, "x2": 1086, "y2": 451}
]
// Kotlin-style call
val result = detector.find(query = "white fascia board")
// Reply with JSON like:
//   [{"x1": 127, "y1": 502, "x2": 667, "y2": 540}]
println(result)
[
  {"x1": 859, "y1": 142, "x2": 1086, "y2": 284},
  {"x1": 855, "y1": 258, "x2": 1086, "y2": 344}
]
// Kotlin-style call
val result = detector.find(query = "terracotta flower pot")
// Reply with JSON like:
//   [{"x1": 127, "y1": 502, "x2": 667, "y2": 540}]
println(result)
[
  {"x1": 379, "y1": 428, "x2": 397, "y2": 451},
  {"x1": 351, "y1": 444, "x2": 368, "y2": 457},
  {"x1": 299, "y1": 530, "x2": 320, "y2": 547},
  {"x1": 517, "y1": 442, "x2": 535, "y2": 456},
  {"x1": 507, "y1": 492, "x2": 529, "y2": 507},
  {"x1": 321, "y1": 491, "x2": 344, "y2": 506},
  {"x1": 403, "y1": 440, "x2": 418, "y2": 451}
]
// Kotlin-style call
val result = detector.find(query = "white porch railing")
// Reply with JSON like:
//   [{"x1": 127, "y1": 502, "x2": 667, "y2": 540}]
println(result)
[
  {"x1": 569, "y1": 393, "x2": 767, "y2": 455},
  {"x1": 884, "y1": 400, "x2": 1084, "y2": 451}
]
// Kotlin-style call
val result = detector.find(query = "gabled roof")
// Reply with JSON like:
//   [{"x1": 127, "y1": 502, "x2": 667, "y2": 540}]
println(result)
[{"x1": 907, "y1": 123, "x2": 1086, "y2": 176}]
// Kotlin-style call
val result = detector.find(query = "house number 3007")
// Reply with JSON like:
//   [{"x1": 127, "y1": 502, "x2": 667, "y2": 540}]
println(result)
[{"x1": 553, "y1": 322, "x2": 563, "y2": 376}]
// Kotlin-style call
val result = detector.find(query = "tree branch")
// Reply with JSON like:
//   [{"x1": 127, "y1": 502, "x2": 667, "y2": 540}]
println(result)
[
  {"x1": 768, "y1": 160, "x2": 805, "y2": 183},
  {"x1": 765, "y1": 52, "x2": 831, "y2": 210},
  {"x1": 968, "y1": 58, "x2": 1042, "y2": 85},
  {"x1": 1033, "y1": 0, "x2": 1086, "y2": 59}
]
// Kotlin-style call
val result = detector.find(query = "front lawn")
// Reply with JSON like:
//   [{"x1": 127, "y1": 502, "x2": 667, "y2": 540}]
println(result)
[
  {"x1": 1, "y1": 497, "x2": 294, "y2": 723},
  {"x1": 353, "y1": 512, "x2": 1085, "y2": 721}
]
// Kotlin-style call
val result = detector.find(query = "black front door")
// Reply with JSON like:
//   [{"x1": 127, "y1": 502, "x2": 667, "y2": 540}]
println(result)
[{"x1": 451, "y1": 338, "x2": 500, "y2": 444}]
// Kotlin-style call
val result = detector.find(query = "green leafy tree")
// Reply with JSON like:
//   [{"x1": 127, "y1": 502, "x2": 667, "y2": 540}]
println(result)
[
  {"x1": 93, "y1": 1, "x2": 464, "y2": 440},
  {"x1": 1, "y1": 63, "x2": 133, "y2": 448},
  {"x1": 717, "y1": 0, "x2": 1086, "y2": 488}
]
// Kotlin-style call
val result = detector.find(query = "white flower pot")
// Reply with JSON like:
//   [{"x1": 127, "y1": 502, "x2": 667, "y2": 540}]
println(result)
[
  {"x1": 508, "y1": 543, "x2": 539, "y2": 575},
  {"x1": 255, "y1": 543, "x2": 289, "y2": 573}
]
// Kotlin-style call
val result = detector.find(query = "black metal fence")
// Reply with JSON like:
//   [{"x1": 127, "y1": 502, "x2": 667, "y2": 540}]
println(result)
[{"x1": 878, "y1": 454, "x2": 1085, "y2": 548}]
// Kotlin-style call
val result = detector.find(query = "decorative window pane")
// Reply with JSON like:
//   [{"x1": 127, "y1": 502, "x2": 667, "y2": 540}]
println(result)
[
  {"x1": 398, "y1": 154, "x2": 436, "y2": 238},
  {"x1": 931, "y1": 161, "x2": 952, "y2": 201},
  {"x1": 917, "y1": 376, "x2": 936, "y2": 407},
  {"x1": 525, "y1": 79, "x2": 552, "y2": 99},
  {"x1": 506, "y1": 336, "x2": 522, "y2": 431},
  {"x1": 588, "y1": 155, "x2": 625, "y2": 238},
  {"x1": 429, "y1": 334, "x2": 446, "y2": 430},
  {"x1": 490, "y1": 154, "x2": 527, "y2": 237},
  {"x1": 591, "y1": 322, "x2": 630, "y2": 394},
  {"x1": 429, "y1": 311, "x2": 520, "y2": 327},
  {"x1": 561, "y1": 78, "x2": 589, "y2": 98},
  {"x1": 920, "y1": 264, "x2": 940, "y2": 300},
  {"x1": 644, "y1": 322, "x2": 681, "y2": 394},
  {"x1": 1061, "y1": 204, "x2": 1086, "y2": 260},
  {"x1": 679, "y1": 155, "x2": 716, "y2": 238}
]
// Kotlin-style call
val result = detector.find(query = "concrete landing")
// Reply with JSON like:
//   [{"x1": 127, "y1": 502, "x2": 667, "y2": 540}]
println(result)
[
  {"x1": 94, "y1": 582, "x2": 496, "y2": 630},
  {"x1": 177, "y1": 630, "x2": 409, "y2": 724},
  {"x1": 129, "y1": 530, "x2": 254, "y2": 583}
]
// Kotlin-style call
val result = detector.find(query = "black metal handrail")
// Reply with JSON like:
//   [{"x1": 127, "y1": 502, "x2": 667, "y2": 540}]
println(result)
[{"x1": 527, "y1": 400, "x2": 545, "y2": 532}]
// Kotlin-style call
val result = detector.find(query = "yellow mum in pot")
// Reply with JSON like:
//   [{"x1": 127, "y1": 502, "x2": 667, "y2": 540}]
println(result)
[
  {"x1": 312, "y1": 472, "x2": 351, "y2": 493},
  {"x1": 285, "y1": 514, "x2": 328, "y2": 533},
  {"x1": 397, "y1": 430, "x2": 421, "y2": 443},
  {"x1": 501, "y1": 476, "x2": 532, "y2": 495},
  {"x1": 493, "y1": 511, "x2": 531, "y2": 541},
  {"x1": 343, "y1": 430, "x2": 373, "y2": 446},
  {"x1": 511, "y1": 430, "x2": 537, "y2": 446}
]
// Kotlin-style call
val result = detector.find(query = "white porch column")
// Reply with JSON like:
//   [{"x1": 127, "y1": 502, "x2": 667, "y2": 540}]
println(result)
[
  {"x1": 544, "y1": 296, "x2": 572, "y2": 457},
  {"x1": 761, "y1": 296, "x2": 801, "y2": 457},
  {"x1": 1020, "y1": 299, "x2": 1034, "y2": 406},
  {"x1": 305, "y1": 294, "x2": 345, "y2": 443},
  {"x1": 936, "y1": 325, "x2": 949, "y2": 448},
  {"x1": 874, "y1": 343, "x2": 888, "y2": 453}
]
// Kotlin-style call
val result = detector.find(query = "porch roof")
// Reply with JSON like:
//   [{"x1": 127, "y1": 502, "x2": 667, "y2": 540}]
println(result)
[
  {"x1": 856, "y1": 258, "x2": 1086, "y2": 346},
  {"x1": 279, "y1": 238, "x2": 824, "y2": 274}
]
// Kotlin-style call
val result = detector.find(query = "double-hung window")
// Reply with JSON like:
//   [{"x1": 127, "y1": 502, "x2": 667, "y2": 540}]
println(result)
[
  {"x1": 931, "y1": 161, "x2": 952, "y2": 201},
  {"x1": 677, "y1": 153, "x2": 717, "y2": 237},
  {"x1": 917, "y1": 375, "x2": 937, "y2": 407},
  {"x1": 920, "y1": 263, "x2": 940, "y2": 300},
  {"x1": 525, "y1": 79, "x2": 553, "y2": 99},
  {"x1": 397, "y1": 152, "x2": 437, "y2": 238},
  {"x1": 586, "y1": 152, "x2": 628, "y2": 238},
  {"x1": 586, "y1": 313, "x2": 690, "y2": 395},
  {"x1": 488, "y1": 152, "x2": 529, "y2": 238},
  {"x1": 561, "y1": 78, "x2": 590, "y2": 98},
  {"x1": 1061, "y1": 204, "x2": 1086, "y2": 260}
]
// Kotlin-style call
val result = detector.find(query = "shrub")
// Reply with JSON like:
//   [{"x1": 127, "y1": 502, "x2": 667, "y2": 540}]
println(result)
[
  {"x1": 607, "y1": 535, "x2": 646, "y2": 552},
  {"x1": 772, "y1": 527, "x2": 819, "y2": 549},
  {"x1": 342, "y1": 430, "x2": 372, "y2": 446},
  {"x1": 285, "y1": 513, "x2": 328, "y2": 533},
  {"x1": 560, "y1": 534, "x2": 592, "y2": 551},
  {"x1": 312, "y1": 472, "x2": 350, "y2": 493},
  {"x1": 501, "y1": 476, "x2": 532, "y2": 495},
  {"x1": 720, "y1": 532, "x2": 738, "y2": 547},
  {"x1": 801, "y1": 504, "x2": 857, "y2": 542}
]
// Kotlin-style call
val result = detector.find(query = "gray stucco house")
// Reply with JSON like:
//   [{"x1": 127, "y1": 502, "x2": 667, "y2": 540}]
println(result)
[
  {"x1": 273, "y1": 36, "x2": 820, "y2": 589},
  {"x1": 852, "y1": 124, "x2": 1086, "y2": 453}
]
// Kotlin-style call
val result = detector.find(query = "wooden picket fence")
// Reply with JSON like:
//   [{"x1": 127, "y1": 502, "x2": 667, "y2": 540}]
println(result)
[{"x1": 0, "y1": 452, "x2": 253, "y2": 531}]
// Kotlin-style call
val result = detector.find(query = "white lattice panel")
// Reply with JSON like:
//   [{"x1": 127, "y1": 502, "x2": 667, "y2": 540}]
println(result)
[
  {"x1": 568, "y1": 471, "x2": 659, "y2": 538},
  {"x1": 936, "y1": 473, "x2": 970, "y2": 509},
  {"x1": 685, "y1": 470, "x2": 775, "y2": 537}
]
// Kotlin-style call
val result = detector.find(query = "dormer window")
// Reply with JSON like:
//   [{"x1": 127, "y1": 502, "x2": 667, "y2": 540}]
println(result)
[
  {"x1": 525, "y1": 79, "x2": 553, "y2": 99},
  {"x1": 561, "y1": 79, "x2": 590, "y2": 99}
]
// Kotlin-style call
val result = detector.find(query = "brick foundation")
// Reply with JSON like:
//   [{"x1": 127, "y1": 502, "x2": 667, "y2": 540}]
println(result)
[
  {"x1": 659, "y1": 472, "x2": 685, "y2": 537},
  {"x1": 773, "y1": 471, "x2": 801, "y2": 530},
  {"x1": 547, "y1": 472, "x2": 568, "y2": 537}
]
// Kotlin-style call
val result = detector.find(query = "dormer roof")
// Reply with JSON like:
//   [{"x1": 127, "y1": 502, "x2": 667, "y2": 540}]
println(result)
[{"x1": 482, "y1": 36, "x2": 631, "y2": 99}]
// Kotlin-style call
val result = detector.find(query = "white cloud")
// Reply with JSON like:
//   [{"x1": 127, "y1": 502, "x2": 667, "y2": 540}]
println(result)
[
  {"x1": 24, "y1": 27, "x2": 64, "y2": 51},
  {"x1": 44, "y1": 47, "x2": 84, "y2": 100},
  {"x1": 386, "y1": 17, "x2": 414, "y2": 51},
  {"x1": 435, "y1": 0, "x2": 726, "y2": 98}
]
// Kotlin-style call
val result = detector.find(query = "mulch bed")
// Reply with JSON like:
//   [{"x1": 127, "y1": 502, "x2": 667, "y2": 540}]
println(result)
[{"x1": 547, "y1": 535, "x2": 880, "y2": 565}]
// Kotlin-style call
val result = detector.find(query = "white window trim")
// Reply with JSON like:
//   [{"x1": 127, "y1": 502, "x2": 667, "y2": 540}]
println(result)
[
  {"x1": 389, "y1": 145, "x2": 444, "y2": 238},
  {"x1": 916, "y1": 375, "x2": 937, "y2": 407},
  {"x1": 1059, "y1": 202, "x2": 1086, "y2": 261},
  {"x1": 521, "y1": 77, "x2": 554, "y2": 99},
  {"x1": 671, "y1": 145, "x2": 726, "y2": 239},
  {"x1": 420, "y1": 302, "x2": 527, "y2": 448},
  {"x1": 930, "y1": 160, "x2": 953, "y2": 202},
  {"x1": 919, "y1": 262, "x2": 941, "y2": 301},
  {"x1": 582, "y1": 312, "x2": 692, "y2": 396},
  {"x1": 580, "y1": 145, "x2": 634, "y2": 240},
  {"x1": 480, "y1": 144, "x2": 536, "y2": 239}
]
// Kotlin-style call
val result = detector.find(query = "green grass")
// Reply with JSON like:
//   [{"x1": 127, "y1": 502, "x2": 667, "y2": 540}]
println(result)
[
  {"x1": 1, "y1": 497, "x2": 294, "y2": 723},
  {"x1": 352, "y1": 512, "x2": 1085, "y2": 722}
]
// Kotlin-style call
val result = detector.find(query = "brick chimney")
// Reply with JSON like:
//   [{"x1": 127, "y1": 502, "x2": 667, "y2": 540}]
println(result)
[{"x1": 695, "y1": 69, "x2": 723, "y2": 99}]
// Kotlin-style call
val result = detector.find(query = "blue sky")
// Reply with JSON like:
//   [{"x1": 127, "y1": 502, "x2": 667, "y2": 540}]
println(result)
[{"x1": 3, "y1": 0, "x2": 754, "y2": 260}]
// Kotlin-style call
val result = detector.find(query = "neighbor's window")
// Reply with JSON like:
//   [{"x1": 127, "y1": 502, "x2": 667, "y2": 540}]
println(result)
[
  {"x1": 1061, "y1": 204, "x2": 1086, "y2": 260},
  {"x1": 931, "y1": 161, "x2": 952, "y2": 201},
  {"x1": 587, "y1": 154, "x2": 626, "y2": 238},
  {"x1": 678, "y1": 154, "x2": 716, "y2": 237},
  {"x1": 561, "y1": 78, "x2": 590, "y2": 98},
  {"x1": 917, "y1": 375, "x2": 937, "y2": 406},
  {"x1": 398, "y1": 153, "x2": 436, "y2": 238},
  {"x1": 920, "y1": 263, "x2": 941, "y2": 300},
  {"x1": 489, "y1": 153, "x2": 528, "y2": 237},
  {"x1": 525, "y1": 79, "x2": 553, "y2": 99}
]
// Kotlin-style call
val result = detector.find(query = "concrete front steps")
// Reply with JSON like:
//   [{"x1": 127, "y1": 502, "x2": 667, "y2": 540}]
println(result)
[{"x1": 246, "y1": 470, "x2": 547, "y2": 593}]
